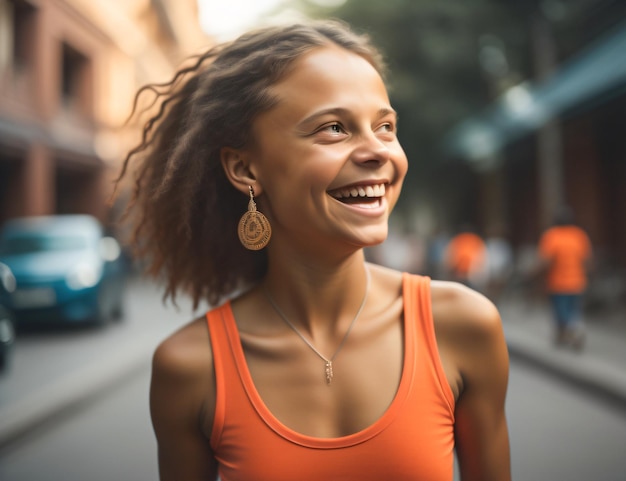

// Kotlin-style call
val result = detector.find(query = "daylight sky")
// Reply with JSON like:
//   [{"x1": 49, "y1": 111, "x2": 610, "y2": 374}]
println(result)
[
  {"x1": 196, "y1": 0, "x2": 284, "y2": 39},
  {"x1": 196, "y1": 0, "x2": 347, "y2": 39}
]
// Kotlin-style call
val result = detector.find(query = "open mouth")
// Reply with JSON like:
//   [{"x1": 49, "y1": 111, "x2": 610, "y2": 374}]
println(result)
[{"x1": 328, "y1": 183, "x2": 386, "y2": 207}]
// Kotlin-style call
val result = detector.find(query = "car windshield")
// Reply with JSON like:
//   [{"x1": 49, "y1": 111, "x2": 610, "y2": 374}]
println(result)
[{"x1": 0, "y1": 235, "x2": 89, "y2": 255}]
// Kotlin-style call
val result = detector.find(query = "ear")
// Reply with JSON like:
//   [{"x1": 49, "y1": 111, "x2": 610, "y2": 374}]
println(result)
[{"x1": 220, "y1": 147, "x2": 262, "y2": 195}]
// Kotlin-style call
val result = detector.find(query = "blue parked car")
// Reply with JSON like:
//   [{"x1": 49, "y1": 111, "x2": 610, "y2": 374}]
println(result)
[
  {"x1": 0, "y1": 264, "x2": 15, "y2": 372},
  {"x1": 0, "y1": 215, "x2": 127, "y2": 326}
]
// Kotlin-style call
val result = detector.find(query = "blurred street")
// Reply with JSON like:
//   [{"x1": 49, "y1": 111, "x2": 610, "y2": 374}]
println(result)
[
  {"x1": 0, "y1": 277, "x2": 625, "y2": 481},
  {"x1": 0, "y1": 364, "x2": 159, "y2": 481},
  {"x1": 0, "y1": 276, "x2": 202, "y2": 450}
]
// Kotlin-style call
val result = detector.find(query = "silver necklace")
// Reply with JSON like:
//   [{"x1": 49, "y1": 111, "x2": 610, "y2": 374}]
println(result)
[{"x1": 263, "y1": 268, "x2": 370, "y2": 385}]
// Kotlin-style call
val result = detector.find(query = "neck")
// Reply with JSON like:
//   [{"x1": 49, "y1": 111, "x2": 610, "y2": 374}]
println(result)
[{"x1": 262, "y1": 251, "x2": 370, "y2": 336}]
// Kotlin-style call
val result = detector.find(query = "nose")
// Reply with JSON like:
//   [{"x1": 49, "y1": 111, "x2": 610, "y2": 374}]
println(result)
[{"x1": 350, "y1": 131, "x2": 390, "y2": 167}]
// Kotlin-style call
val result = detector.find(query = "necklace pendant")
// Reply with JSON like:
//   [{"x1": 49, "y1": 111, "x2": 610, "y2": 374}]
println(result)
[{"x1": 325, "y1": 360, "x2": 334, "y2": 384}]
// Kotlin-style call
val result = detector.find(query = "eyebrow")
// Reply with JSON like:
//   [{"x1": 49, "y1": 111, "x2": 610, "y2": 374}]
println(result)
[{"x1": 297, "y1": 107, "x2": 397, "y2": 127}]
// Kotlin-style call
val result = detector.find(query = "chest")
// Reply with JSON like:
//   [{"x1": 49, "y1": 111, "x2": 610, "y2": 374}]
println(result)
[
  {"x1": 211, "y1": 312, "x2": 456, "y2": 481},
  {"x1": 239, "y1": 307, "x2": 405, "y2": 438}
]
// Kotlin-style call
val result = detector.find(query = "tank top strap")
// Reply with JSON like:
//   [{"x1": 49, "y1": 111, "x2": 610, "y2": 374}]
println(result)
[
  {"x1": 205, "y1": 301, "x2": 237, "y2": 449},
  {"x1": 402, "y1": 273, "x2": 455, "y2": 413}
]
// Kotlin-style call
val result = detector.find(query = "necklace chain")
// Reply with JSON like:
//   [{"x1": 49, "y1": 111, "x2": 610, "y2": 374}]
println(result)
[{"x1": 263, "y1": 268, "x2": 370, "y2": 385}]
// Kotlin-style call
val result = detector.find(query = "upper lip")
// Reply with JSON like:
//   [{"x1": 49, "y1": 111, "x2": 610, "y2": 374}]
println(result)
[{"x1": 327, "y1": 181, "x2": 388, "y2": 199}]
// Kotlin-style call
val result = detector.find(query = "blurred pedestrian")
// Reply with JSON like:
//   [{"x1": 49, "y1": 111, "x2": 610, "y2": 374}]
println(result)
[
  {"x1": 484, "y1": 223, "x2": 514, "y2": 304},
  {"x1": 538, "y1": 206, "x2": 592, "y2": 349},
  {"x1": 444, "y1": 224, "x2": 488, "y2": 291},
  {"x1": 425, "y1": 226, "x2": 451, "y2": 279},
  {"x1": 116, "y1": 20, "x2": 510, "y2": 481}
]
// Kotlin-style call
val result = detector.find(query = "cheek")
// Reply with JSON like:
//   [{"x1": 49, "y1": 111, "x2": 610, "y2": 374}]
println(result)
[
  {"x1": 392, "y1": 146, "x2": 409, "y2": 181},
  {"x1": 256, "y1": 155, "x2": 338, "y2": 214},
  {"x1": 282, "y1": 150, "x2": 346, "y2": 189}
]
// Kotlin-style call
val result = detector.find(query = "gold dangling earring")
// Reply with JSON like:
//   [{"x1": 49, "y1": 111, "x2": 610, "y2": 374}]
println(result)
[{"x1": 238, "y1": 186, "x2": 272, "y2": 250}]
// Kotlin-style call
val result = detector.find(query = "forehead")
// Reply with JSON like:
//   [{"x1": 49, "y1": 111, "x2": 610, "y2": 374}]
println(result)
[{"x1": 267, "y1": 46, "x2": 390, "y2": 114}]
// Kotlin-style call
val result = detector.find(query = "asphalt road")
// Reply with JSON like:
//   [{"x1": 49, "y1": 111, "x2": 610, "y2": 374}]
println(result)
[
  {"x1": 0, "y1": 364, "x2": 158, "y2": 481},
  {"x1": 505, "y1": 360, "x2": 626, "y2": 481}
]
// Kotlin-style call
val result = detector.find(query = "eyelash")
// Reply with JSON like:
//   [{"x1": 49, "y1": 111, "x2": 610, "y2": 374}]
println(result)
[
  {"x1": 321, "y1": 123, "x2": 345, "y2": 134},
  {"x1": 318, "y1": 122, "x2": 396, "y2": 135}
]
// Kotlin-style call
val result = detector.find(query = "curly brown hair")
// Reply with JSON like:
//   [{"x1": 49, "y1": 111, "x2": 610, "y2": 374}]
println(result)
[{"x1": 116, "y1": 19, "x2": 387, "y2": 308}]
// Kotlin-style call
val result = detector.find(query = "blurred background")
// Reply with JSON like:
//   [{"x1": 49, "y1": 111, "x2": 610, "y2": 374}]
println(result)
[
  {"x1": 1, "y1": 0, "x2": 625, "y2": 312},
  {"x1": 0, "y1": 1, "x2": 625, "y2": 480}
]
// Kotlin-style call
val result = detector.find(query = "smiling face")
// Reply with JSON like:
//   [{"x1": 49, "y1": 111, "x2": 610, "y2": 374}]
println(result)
[{"x1": 243, "y1": 45, "x2": 408, "y2": 254}]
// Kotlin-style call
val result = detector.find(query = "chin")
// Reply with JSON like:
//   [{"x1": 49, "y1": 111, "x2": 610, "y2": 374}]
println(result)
[{"x1": 356, "y1": 227, "x2": 389, "y2": 248}]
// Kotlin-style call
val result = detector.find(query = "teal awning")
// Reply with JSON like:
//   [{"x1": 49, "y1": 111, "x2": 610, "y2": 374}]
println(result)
[{"x1": 444, "y1": 19, "x2": 626, "y2": 161}]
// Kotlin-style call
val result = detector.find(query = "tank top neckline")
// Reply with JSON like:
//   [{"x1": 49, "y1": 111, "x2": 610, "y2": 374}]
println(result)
[{"x1": 220, "y1": 272, "x2": 418, "y2": 449}]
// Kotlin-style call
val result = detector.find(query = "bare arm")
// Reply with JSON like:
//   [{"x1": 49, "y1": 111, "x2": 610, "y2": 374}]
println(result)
[
  {"x1": 433, "y1": 282, "x2": 511, "y2": 481},
  {"x1": 150, "y1": 318, "x2": 218, "y2": 481}
]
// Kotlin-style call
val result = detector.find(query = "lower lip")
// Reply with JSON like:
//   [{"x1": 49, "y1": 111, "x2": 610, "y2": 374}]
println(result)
[{"x1": 331, "y1": 196, "x2": 388, "y2": 216}]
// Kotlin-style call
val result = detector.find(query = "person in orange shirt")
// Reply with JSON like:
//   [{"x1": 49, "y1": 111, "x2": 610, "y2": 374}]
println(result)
[
  {"x1": 444, "y1": 226, "x2": 487, "y2": 291},
  {"x1": 115, "y1": 20, "x2": 511, "y2": 480},
  {"x1": 538, "y1": 207, "x2": 592, "y2": 349}
]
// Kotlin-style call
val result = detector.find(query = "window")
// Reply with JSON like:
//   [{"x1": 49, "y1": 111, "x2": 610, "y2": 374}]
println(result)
[
  {"x1": 0, "y1": 0, "x2": 36, "y2": 76},
  {"x1": 60, "y1": 42, "x2": 92, "y2": 117}
]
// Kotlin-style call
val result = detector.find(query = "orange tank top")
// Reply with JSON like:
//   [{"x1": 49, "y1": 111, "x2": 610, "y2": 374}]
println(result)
[
  {"x1": 539, "y1": 226, "x2": 591, "y2": 293},
  {"x1": 206, "y1": 274, "x2": 456, "y2": 480}
]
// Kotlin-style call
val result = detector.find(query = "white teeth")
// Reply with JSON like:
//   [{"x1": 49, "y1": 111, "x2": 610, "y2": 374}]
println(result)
[{"x1": 330, "y1": 183, "x2": 387, "y2": 199}]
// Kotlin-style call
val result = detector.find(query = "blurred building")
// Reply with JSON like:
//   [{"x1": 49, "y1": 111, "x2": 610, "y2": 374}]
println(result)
[
  {"x1": 0, "y1": 0, "x2": 209, "y2": 227},
  {"x1": 443, "y1": 3, "x2": 626, "y2": 285}
]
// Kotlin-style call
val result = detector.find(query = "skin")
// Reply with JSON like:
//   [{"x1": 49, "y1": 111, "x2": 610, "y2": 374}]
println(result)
[{"x1": 150, "y1": 45, "x2": 511, "y2": 481}]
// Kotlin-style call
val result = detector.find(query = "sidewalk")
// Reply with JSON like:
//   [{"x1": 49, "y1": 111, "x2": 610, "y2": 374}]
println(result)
[{"x1": 499, "y1": 297, "x2": 626, "y2": 406}]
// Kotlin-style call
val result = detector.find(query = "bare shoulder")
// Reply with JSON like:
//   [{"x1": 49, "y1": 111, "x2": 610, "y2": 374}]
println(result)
[
  {"x1": 150, "y1": 315, "x2": 219, "y2": 479},
  {"x1": 431, "y1": 283, "x2": 511, "y2": 480},
  {"x1": 151, "y1": 315, "x2": 215, "y2": 431},
  {"x1": 153, "y1": 315, "x2": 213, "y2": 382},
  {"x1": 430, "y1": 280, "x2": 502, "y2": 339},
  {"x1": 429, "y1": 280, "x2": 508, "y2": 388}
]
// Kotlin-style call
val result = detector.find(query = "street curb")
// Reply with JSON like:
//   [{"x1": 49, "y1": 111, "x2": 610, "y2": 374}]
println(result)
[
  {"x1": 504, "y1": 325, "x2": 626, "y2": 408},
  {"x1": 0, "y1": 343, "x2": 153, "y2": 451}
]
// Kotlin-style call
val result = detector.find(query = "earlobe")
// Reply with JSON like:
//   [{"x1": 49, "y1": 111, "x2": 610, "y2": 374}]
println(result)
[{"x1": 220, "y1": 147, "x2": 260, "y2": 195}]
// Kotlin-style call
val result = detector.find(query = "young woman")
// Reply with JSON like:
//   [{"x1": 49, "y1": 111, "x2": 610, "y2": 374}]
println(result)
[{"x1": 117, "y1": 20, "x2": 511, "y2": 481}]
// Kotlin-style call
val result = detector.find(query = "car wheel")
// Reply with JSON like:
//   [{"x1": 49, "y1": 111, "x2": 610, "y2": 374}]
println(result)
[
  {"x1": 0, "y1": 318, "x2": 15, "y2": 373},
  {"x1": 0, "y1": 349, "x2": 9, "y2": 373},
  {"x1": 111, "y1": 302, "x2": 124, "y2": 322},
  {"x1": 92, "y1": 288, "x2": 111, "y2": 326}
]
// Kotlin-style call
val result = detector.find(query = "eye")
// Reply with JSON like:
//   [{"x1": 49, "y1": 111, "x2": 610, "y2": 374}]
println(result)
[
  {"x1": 320, "y1": 123, "x2": 346, "y2": 135},
  {"x1": 376, "y1": 122, "x2": 396, "y2": 135}
]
